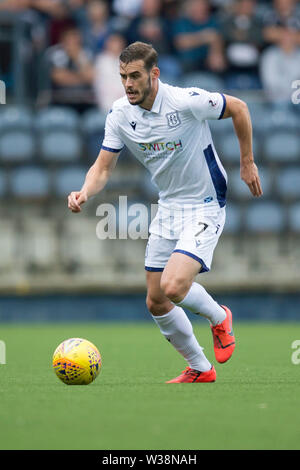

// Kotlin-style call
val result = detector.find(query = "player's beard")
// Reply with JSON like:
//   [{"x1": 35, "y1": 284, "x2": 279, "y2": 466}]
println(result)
[{"x1": 127, "y1": 76, "x2": 152, "y2": 106}]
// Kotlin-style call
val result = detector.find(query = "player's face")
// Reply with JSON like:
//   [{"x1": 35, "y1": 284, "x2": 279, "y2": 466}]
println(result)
[{"x1": 120, "y1": 60, "x2": 155, "y2": 106}]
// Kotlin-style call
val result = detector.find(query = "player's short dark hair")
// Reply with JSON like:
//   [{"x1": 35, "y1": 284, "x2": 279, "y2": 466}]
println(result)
[{"x1": 119, "y1": 42, "x2": 158, "y2": 72}]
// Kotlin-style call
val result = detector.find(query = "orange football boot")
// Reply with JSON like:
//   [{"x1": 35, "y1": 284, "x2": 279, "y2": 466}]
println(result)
[
  {"x1": 166, "y1": 365, "x2": 216, "y2": 383},
  {"x1": 211, "y1": 305, "x2": 235, "y2": 363}
]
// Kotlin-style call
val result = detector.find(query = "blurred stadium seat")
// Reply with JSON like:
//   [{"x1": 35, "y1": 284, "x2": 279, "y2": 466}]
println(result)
[
  {"x1": 0, "y1": 169, "x2": 7, "y2": 197},
  {"x1": 263, "y1": 131, "x2": 300, "y2": 163},
  {"x1": 10, "y1": 166, "x2": 50, "y2": 197},
  {"x1": 245, "y1": 201, "x2": 284, "y2": 233},
  {"x1": 225, "y1": 73, "x2": 261, "y2": 91},
  {"x1": 0, "y1": 130, "x2": 35, "y2": 164},
  {"x1": 288, "y1": 203, "x2": 300, "y2": 232},
  {"x1": 223, "y1": 203, "x2": 242, "y2": 234},
  {"x1": 248, "y1": 105, "x2": 300, "y2": 135},
  {"x1": 54, "y1": 166, "x2": 86, "y2": 197},
  {"x1": 268, "y1": 106, "x2": 300, "y2": 131},
  {"x1": 60, "y1": 217, "x2": 117, "y2": 273},
  {"x1": 0, "y1": 106, "x2": 33, "y2": 131},
  {"x1": 81, "y1": 108, "x2": 106, "y2": 134},
  {"x1": 39, "y1": 131, "x2": 82, "y2": 163},
  {"x1": 276, "y1": 167, "x2": 300, "y2": 200},
  {"x1": 21, "y1": 218, "x2": 59, "y2": 270},
  {"x1": 81, "y1": 108, "x2": 106, "y2": 161},
  {"x1": 179, "y1": 72, "x2": 225, "y2": 92},
  {"x1": 247, "y1": 102, "x2": 271, "y2": 134},
  {"x1": 228, "y1": 166, "x2": 271, "y2": 200},
  {"x1": 113, "y1": 238, "x2": 146, "y2": 270},
  {"x1": 159, "y1": 73, "x2": 181, "y2": 87},
  {"x1": 106, "y1": 164, "x2": 143, "y2": 193},
  {"x1": 0, "y1": 220, "x2": 17, "y2": 271},
  {"x1": 35, "y1": 107, "x2": 80, "y2": 132},
  {"x1": 209, "y1": 115, "x2": 234, "y2": 141},
  {"x1": 220, "y1": 132, "x2": 259, "y2": 165}
]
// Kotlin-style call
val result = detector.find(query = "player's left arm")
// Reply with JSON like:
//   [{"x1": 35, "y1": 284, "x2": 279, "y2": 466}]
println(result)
[{"x1": 222, "y1": 94, "x2": 263, "y2": 197}]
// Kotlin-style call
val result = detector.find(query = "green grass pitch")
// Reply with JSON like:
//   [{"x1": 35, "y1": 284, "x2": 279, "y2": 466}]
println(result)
[{"x1": 0, "y1": 321, "x2": 299, "y2": 450}]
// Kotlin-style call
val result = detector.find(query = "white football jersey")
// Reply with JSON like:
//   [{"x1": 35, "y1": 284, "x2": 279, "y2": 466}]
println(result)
[{"x1": 102, "y1": 80, "x2": 228, "y2": 209}]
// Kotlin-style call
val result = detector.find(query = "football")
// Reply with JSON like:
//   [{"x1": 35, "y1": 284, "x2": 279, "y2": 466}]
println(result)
[{"x1": 53, "y1": 338, "x2": 102, "y2": 385}]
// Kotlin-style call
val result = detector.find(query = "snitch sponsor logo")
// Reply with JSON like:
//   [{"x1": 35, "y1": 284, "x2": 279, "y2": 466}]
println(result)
[{"x1": 138, "y1": 140, "x2": 183, "y2": 152}]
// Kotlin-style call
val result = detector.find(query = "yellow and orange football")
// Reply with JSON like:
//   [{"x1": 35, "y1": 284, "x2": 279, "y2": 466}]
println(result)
[{"x1": 53, "y1": 338, "x2": 102, "y2": 385}]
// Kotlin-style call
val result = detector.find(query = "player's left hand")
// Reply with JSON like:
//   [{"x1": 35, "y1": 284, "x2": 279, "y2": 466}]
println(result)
[{"x1": 240, "y1": 161, "x2": 263, "y2": 197}]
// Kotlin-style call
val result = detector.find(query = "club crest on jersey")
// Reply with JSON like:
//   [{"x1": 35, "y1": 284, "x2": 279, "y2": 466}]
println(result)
[{"x1": 166, "y1": 111, "x2": 181, "y2": 128}]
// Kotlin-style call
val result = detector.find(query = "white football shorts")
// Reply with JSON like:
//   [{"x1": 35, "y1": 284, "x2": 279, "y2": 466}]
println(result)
[{"x1": 145, "y1": 204, "x2": 226, "y2": 273}]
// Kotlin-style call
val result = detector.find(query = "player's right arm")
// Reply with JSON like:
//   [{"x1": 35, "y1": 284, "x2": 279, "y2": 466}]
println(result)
[
  {"x1": 68, "y1": 105, "x2": 124, "y2": 213},
  {"x1": 67, "y1": 148, "x2": 120, "y2": 213}
]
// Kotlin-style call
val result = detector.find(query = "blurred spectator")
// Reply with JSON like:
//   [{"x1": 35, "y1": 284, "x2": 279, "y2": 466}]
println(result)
[
  {"x1": 260, "y1": 27, "x2": 300, "y2": 104},
  {"x1": 0, "y1": 1, "x2": 73, "y2": 48},
  {"x1": 126, "y1": 0, "x2": 180, "y2": 77},
  {"x1": 263, "y1": 0, "x2": 300, "y2": 45},
  {"x1": 210, "y1": 0, "x2": 234, "y2": 13},
  {"x1": 126, "y1": 0, "x2": 171, "y2": 54},
  {"x1": 112, "y1": 0, "x2": 143, "y2": 20},
  {"x1": 79, "y1": 0, "x2": 114, "y2": 57},
  {"x1": 67, "y1": 0, "x2": 86, "y2": 11},
  {"x1": 93, "y1": 33, "x2": 126, "y2": 112},
  {"x1": 67, "y1": 0, "x2": 88, "y2": 32},
  {"x1": 0, "y1": 0, "x2": 30, "y2": 11},
  {"x1": 31, "y1": 0, "x2": 75, "y2": 46},
  {"x1": 0, "y1": 1, "x2": 73, "y2": 50},
  {"x1": 162, "y1": 0, "x2": 180, "y2": 21},
  {"x1": 221, "y1": 0, "x2": 264, "y2": 89},
  {"x1": 172, "y1": 0, "x2": 226, "y2": 73},
  {"x1": 47, "y1": 27, "x2": 94, "y2": 112}
]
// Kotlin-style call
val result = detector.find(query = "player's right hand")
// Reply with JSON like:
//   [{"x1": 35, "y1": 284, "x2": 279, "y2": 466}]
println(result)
[{"x1": 67, "y1": 191, "x2": 88, "y2": 213}]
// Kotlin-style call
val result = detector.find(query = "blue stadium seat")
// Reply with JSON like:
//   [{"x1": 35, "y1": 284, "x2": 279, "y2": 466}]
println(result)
[
  {"x1": 268, "y1": 105, "x2": 300, "y2": 131},
  {"x1": 247, "y1": 102, "x2": 266, "y2": 118},
  {"x1": 225, "y1": 72, "x2": 261, "y2": 91},
  {"x1": 81, "y1": 108, "x2": 106, "y2": 134},
  {"x1": 0, "y1": 106, "x2": 33, "y2": 131},
  {"x1": 221, "y1": 132, "x2": 241, "y2": 164},
  {"x1": 220, "y1": 132, "x2": 259, "y2": 164},
  {"x1": 276, "y1": 167, "x2": 300, "y2": 199},
  {"x1": 263, "y1": 131, "x2": 300, "y2": 163},
  {"x1": 158, "y1": 55, "x2": 182, "y2": 80},
  {"x1": 245, "y1": 201, "x2": 284, "y2": 233},
  {"x1": 223, "y1": 204, "x2": 242, "y2": 234},
  {"x1": 288, "y1": 203, "x2": 300, "y2": 232},
  {"x1": 10, "y1": 166, "x2": 50, "y2": 197},
  {"x1": 228, "y1": 167, "x2": 271, "y2": 200},
  {"x1": 54, "y1": 166, "x2": 86, "y2": 196},
  {"x1": 179, "y1": 72, "x2": 225, "y2": 92},
  {"x1": 81, "y1": 108, "x2": 106, "y2": 160},
  {"x1": 35, "y1": 107, "x2": 80, "y2": 132},
  {"x1": 247, "y1": 102, "x2": 272, "y2": 134},
  {"x1": 235, "y1": 103, "x2": 298, "y2": 136},
  {"x1": 40, "y1": 131, "x2": 82, "y2": 163},
  {"x1": 159, "y1": 74, "x2": 181, "y2": 87},
  {"x1": 209, "y1": 115, "x2": 234, "y2": 138},
  {"x1": 0, "y1": 130, "x2": 35, "y2": 163},
  {"x1": 0, "y1": 169, "x2": 7, "y2": 197}
]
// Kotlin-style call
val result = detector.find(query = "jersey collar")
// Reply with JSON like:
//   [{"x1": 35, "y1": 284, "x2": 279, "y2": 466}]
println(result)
[{"x1": 149, "y1": 79, "x2": 163, "y2": 114}]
